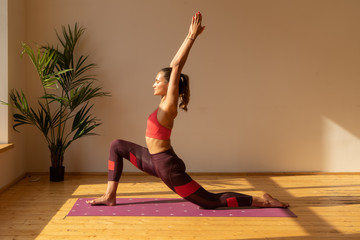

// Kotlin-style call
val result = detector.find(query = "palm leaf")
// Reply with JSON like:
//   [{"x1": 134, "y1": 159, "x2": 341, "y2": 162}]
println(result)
[
  {"x1": 71, "y1": 103, "x2": 93, "y2": 131},
  {"x1": 22, "y1": 43, "x2": 72, "y2": 90},
  {"x1": 70, "y1": 103, "x2": 101, "y2": 141},
  {"x1": 30, "y1": 103, "x2": 51, "y2": 136},
  {"x1": 13, "y1": 113, "x2": 32, "y2": 132},
  {"x1": 40, "y1": 94, "x2": 69, "y2": 106},
  {"x1": 9, "y1": 89, "x2": 34, "y2": 121},
  {"x1": 69, "y1": 84, "x2": 110, "y2": 110}
]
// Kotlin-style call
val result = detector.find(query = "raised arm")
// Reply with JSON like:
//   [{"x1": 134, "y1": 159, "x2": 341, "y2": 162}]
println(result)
[
  {"x1": 170, "y1": 12, "x2": 205, "y2": 68},
  {"x1": 164, "y1": 12, "x2": 205, "y2": 111}
]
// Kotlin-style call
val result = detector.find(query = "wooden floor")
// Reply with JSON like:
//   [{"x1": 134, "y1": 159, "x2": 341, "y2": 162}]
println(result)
[{"x1": 0, "y1": 173, "x2": 359, "y2": 240}]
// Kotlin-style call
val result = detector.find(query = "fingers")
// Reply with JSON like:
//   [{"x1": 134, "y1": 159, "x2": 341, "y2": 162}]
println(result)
[
  {"x1": 196, "y1": 12, "x2": 201, "y2": 24},
  {"x1": 193, "y1": 11, "x2": 202, "y2": 24}
]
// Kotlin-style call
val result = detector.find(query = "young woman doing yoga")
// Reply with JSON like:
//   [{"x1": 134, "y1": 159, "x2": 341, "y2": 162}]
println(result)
[{"x1": 87, "y1": 12, "x2": 289, "y2": 209}]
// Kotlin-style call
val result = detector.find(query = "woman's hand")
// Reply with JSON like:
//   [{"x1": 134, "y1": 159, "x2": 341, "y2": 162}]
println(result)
[{"x1": 188, "y1": 12, "x2": 205, "y2": 39}]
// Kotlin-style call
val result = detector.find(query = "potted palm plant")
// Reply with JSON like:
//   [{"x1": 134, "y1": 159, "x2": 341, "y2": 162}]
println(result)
[{"x1": 2, "y1": 24, "x2": 110, "y2": 181}]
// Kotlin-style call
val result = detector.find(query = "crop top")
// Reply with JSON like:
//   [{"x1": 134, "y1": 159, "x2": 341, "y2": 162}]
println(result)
[{"x1": 145, "y1": 108, "x2": 172, "y2": 140}]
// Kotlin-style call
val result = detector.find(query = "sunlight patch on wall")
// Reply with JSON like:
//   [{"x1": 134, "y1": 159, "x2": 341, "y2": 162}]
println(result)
[{"x1": 322, "y1": 117, "x2": 360, "y2": 172}]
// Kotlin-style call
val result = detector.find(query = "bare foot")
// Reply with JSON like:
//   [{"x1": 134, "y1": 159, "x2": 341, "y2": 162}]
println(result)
[
  {"x1": 263, "y1": 193, "x2": 289, "y2": 208},
  {"x1": 86, "y1": 194, "x2": 116, "y2": 206},
  {"x1": 252, "y1": 193, "x2": 289, "y2": 208}
]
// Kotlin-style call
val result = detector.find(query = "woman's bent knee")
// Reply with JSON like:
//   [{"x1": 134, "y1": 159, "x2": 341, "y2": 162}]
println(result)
[
  {"x1": 109, "y1": 139, "x2": 130, "y2": 159},
  {"x1": 110, "y1": 139, "x2": 128, "y2": 151}
]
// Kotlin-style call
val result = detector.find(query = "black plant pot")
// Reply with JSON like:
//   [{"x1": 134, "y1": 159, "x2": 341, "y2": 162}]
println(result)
[{"x1": 50, "y1": 166, "x2": 65, "y2": 182}]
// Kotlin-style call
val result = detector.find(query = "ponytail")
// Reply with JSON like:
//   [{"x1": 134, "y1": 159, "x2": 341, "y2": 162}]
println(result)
[
  {"x1": 179, "y1": 74, "x2": 190, "y2": 111},
  {"x1": 160, "y1": 67, "x2": 191, "y2": 111}
]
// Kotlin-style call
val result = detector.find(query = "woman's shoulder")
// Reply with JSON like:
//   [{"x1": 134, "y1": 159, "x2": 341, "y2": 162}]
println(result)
[
  {"x1": 158, "y1": 104, "x2": 177, "y2": 126},
  {"x1": 158, "y1": 100, "x2": 178, "y2": 115}
]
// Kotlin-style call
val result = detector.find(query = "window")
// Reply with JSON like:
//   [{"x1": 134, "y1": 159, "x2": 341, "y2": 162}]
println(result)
[{"x1": 0, "y1": 0, "x2": 8, "y2": 144}]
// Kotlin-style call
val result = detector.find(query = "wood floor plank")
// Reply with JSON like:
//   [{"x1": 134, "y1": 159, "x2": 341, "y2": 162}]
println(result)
[{"x1": 0, "y1": 174, "x2": 359, "y2": 239}]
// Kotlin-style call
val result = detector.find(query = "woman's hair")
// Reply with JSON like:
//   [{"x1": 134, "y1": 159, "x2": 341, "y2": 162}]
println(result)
[{"x1": 160, "y1": 67, "x2": 190, "y2": 111}]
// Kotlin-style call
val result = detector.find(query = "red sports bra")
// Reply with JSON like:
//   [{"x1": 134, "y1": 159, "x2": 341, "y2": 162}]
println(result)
[{"x1": 145, "y1": 108, "x2": 172, "y2": 140}]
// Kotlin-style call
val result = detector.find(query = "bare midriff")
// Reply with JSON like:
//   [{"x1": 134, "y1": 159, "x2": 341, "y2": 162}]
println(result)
[{"x1": 146, "y1": 137, "x2": 172, "y2": 154}]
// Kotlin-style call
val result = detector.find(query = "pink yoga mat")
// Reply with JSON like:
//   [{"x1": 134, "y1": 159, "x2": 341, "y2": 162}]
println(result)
[{"x1": 67, "y1": 198, "x2": 296, "y2": 217}]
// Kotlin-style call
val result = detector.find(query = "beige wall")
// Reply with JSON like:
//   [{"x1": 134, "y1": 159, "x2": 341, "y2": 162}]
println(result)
[
  {"x1": 8, "y1": 0, "x2": 360, "y2": 174},
  {"x1": 0, "y1": 0, "x2": 27, "y2": 190}
]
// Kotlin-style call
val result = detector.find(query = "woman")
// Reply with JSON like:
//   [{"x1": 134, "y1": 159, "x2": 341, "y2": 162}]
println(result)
[{"x1": 87, "y1": 12, "x2": 289, "y2": 209}]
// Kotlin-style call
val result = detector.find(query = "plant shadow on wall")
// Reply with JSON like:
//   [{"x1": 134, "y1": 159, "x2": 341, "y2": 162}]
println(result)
[{"x1": 1, "y1": 24, "x2": 111, "y2": 181}]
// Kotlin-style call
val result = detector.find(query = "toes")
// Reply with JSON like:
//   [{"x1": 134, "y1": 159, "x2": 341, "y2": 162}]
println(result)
[
  {"x1": 263, "y1": 193, "x2": 289, "y2": 208},
  {"x1": 86, "y1": 198, "x2": 104, "y2": 205}
]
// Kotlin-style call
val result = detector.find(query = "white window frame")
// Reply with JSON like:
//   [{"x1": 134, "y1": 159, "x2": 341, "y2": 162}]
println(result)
[{"x1": 0, "y1": 0, "x2": 8, "y2": 144}]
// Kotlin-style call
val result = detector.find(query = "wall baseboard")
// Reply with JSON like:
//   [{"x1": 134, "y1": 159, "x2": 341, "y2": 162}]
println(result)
[{"x1": 0, "y1": 172, "x2": 26, "y2": 194}]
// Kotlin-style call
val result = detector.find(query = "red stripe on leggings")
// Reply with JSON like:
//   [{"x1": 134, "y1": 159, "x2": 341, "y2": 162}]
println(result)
[
  {"x1": 108, "y1": 160, "x2": 115, "y2": 171},
  {"x1": 130, "y1": 152, "x2": 138, "y2": 168},
  {"x1": 227, "y1": 197, "x2": 239, "y2": 207},
  {"x1": 174, "y1": 180, "x2": 201, "y2": 198}
]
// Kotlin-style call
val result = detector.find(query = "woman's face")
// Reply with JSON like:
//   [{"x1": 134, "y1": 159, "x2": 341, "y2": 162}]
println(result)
[{"x1": 152, "y1": 72, "x2": 168, "y2": 96}]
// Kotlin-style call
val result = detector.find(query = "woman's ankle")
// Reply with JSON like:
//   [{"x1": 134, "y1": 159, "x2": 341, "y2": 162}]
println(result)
[{"x1": 251, "y1": 196, "x2": 268, "y2": 207}]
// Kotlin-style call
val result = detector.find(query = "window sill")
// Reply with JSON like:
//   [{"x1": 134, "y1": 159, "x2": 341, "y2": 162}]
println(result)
[{"x1": 0, "y1": 143, "x2": 14, "y2": 153}]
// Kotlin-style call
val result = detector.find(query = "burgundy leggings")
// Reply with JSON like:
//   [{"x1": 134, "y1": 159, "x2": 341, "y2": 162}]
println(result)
[{"x1": 108, "y1": 139, "x2": 252, "y2": 209}]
